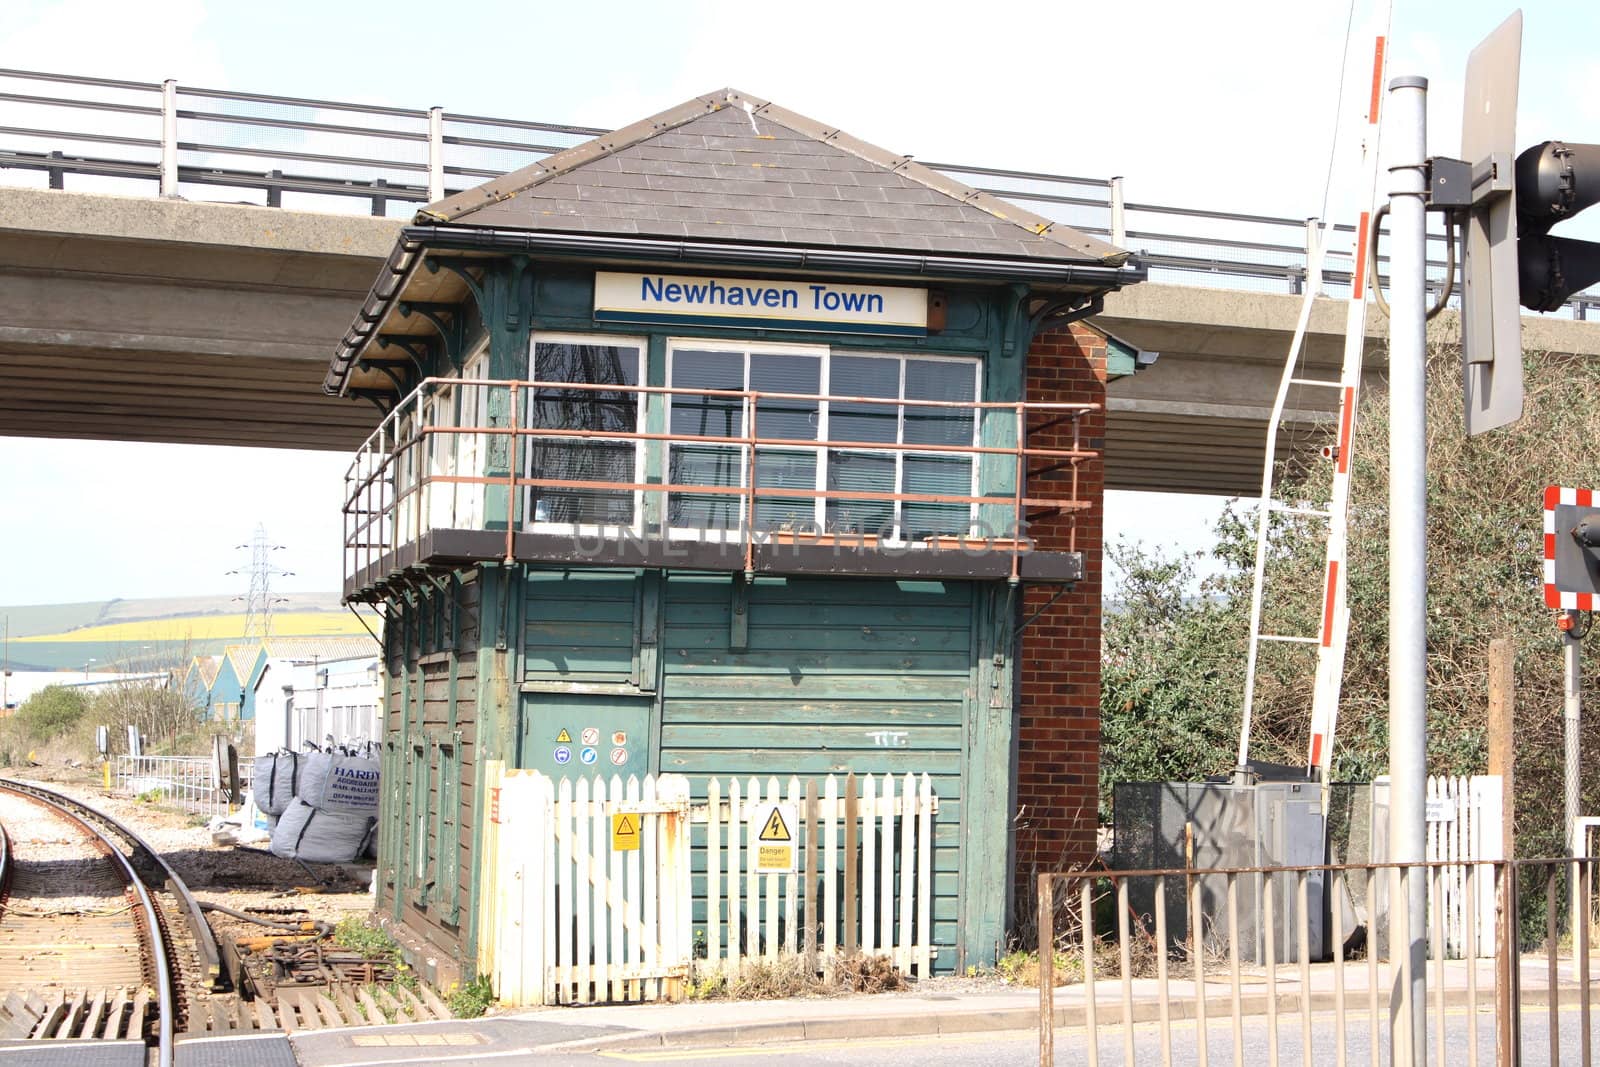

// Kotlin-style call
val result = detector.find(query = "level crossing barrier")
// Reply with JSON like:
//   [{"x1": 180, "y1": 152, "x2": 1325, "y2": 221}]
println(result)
[{"x1": 3, "y1": 67, "x2": 1596, "y2": 319}]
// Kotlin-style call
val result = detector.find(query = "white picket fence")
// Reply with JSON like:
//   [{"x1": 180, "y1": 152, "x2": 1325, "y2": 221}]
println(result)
[
  {"x1": 1371, "y1": 773, "x2": 1503, "y2": 958},
  {"x1": 485, "y1": 766, "x2": 692, "y2": 1006},
  {"x1": 701, "y1": 773, "x2": 938, "y2": 980},
  {"x1": 478, "y1": 764, "x2": 941, "y2": 1006},
  {"x1": 1425, "y1": 774, "x2": 1503, "y2": 958}
]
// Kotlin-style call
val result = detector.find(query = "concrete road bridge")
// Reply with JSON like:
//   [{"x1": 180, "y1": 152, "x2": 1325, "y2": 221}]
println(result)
[{"x1": 4, "y1": 69, "x2": 1599, "y2": 495}]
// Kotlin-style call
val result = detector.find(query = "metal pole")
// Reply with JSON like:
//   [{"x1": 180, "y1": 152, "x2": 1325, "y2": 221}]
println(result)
[
  {"x1": 427, "y1": 106, "x2": 445, "y2": 203},
  {"x1": 1109, "y1": 176, "x2": 1126, "y2": 247},
  {"x1": 1385, "y1": 73, "x2": 1430, "y2": 1067},
  {"x1": 1565, "y1": 611, "x2": 1582, "y2": 978},
  {"x1": 160, "y1": 79, "x2": 178, "y2": 198}
]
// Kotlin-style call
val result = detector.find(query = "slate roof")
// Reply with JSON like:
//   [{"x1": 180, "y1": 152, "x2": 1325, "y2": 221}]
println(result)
[{"x1": 418, "y1": 89, "x2": 1127, "y2": 266}]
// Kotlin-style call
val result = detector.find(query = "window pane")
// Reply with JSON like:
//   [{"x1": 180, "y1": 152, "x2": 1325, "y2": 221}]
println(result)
[
  {"x1": 754, "y1": 449, "x2": 817, "y2": 531},
  {"x1": 903, "y1": 359, "x2": 976, "y2": 446},
  {"x1": 671, "y1": 349, "x2": 744, "y2": 438},
  {"x1": 826, "y1": 450, "x2": 895, "y2": 537},
  {"x1": 829, "y1": 355, "x2": 898, "y2": 444},
  {"x1": 751, "y1": 353, "x2": 819, "y2": 442},
  {"x1": 668, "y1": 443, "x2": 745, "y2": 530},
  {"x1": 902, "y1": 455, "x2": 971, "y2": 538},
  {"x1": 530, "y1": 442, "x2": 636, "y2": 524},
  {"x1": 528, "y1": 342, "x2": 640, "y2": 525}
]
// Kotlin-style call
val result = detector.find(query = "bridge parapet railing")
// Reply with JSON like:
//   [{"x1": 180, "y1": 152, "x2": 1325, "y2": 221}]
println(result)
[{"x1": 2, "y1": 67, "x2": 1596, "y2": 318}]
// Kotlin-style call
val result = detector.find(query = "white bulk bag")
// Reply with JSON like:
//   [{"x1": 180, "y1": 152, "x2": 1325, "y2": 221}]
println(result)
[
  {"x1": 269, "y1": 799, "x2": 377, "y2": 864},
  {"x1": 298, "y1": 753, "x2": 381, "y2": 817},
  {"x1": 253, "y1": 751, "x2": 303, "y2": 817}
]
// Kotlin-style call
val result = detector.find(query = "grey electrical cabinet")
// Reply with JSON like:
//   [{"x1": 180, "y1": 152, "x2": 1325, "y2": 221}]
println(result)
[{"x1": 1113, "y1": 779, "x2": 1327, "y2": 965}]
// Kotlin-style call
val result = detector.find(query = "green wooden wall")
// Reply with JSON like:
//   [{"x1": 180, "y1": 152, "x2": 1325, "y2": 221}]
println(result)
[{"x1": 496, "y1": 566, "x2": 1012, "y2": 972}]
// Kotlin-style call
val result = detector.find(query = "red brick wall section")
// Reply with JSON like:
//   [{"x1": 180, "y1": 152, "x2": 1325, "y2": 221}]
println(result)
[{"x1": 1015, "y1": 322, "x2": 1105, "y2": 903}]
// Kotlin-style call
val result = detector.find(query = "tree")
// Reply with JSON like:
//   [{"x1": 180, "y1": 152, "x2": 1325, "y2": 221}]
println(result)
[
  {"x1": 1100, "y1": 543, "x2": 1241, "y2": 815},
  {"x1": 1102, "y1": 344, "x2": 1600, "y2": 858},
  {"x1": 14, "y1": 685, "x2": 87, "y2": 743}
]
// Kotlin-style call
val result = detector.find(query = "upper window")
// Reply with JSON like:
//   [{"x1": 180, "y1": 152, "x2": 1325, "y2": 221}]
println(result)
[
  {"x1": 666, "y1": 341, "x2": 979, "y2": 540},
  {"x1": 526, "y1": 334, "x2": 645, "y2": 527}
]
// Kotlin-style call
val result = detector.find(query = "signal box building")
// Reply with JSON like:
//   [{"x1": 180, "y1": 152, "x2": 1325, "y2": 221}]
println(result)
[{"x1": 324, "y1": 89, "x2": 1143, "y2": 987}]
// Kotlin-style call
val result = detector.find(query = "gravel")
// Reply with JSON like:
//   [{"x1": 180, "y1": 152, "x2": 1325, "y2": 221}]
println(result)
[{"x1": 6, "y1": 769, "x2": 375, "y2": 929}]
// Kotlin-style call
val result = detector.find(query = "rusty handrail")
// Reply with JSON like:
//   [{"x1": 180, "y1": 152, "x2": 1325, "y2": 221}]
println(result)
[{"x1": 343, "y1": 376, "x2": 1101, "y2": 587}]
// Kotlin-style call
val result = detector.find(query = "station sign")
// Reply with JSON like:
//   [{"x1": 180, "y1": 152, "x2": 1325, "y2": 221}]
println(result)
[{"x1": 594, "y1": 271, "x2": 927, "y2": 337}]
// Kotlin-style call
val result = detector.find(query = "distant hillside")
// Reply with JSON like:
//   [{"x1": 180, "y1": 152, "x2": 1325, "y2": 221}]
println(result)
[
  {"x1": 0, "y1": 593, "x2": 375, "y2": 672},
  {"x1": 0, "y1": 592, "x2": 347, "y2": 637}
]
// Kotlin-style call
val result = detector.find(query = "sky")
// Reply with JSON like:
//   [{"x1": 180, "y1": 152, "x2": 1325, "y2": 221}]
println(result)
[{"x1": 3, "y1": 0, "x2": 1597, "y2": 604}]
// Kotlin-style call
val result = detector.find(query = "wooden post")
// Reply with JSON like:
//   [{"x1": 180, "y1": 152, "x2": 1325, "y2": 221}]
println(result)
[
  {"x1": 1487, "y1": 637, "x2": 1516, "y2": 859},
  {"x1": 844, "y1": 773, "x2": 859, "y2": 955}
]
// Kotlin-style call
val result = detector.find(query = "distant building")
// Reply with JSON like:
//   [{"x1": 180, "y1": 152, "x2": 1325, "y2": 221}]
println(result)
[
  {"x1": 2, "y1": 671, "x2": 169, "y2": 712},
  {"x1": 248, "y1": 637, "x2": 382, "y2": 756}
]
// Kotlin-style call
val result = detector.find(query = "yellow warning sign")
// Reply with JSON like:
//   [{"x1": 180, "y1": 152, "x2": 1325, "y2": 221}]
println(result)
[
  {"x1": 611, "y1": 812, "x2": 641, "y2": 851},
  {"x1": 752, "y1": 802, "x2": 798, "y2": 873},
  {"x1": 759, "y1": 807, "x2": 792, "y2": 842},
  {"x1": 556, "y1": 728, "x2": 572, "y2": 743}
]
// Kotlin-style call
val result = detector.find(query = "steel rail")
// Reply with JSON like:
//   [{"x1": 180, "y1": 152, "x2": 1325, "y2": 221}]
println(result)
[
  {"x1": 0, "y1": 779, "x2": 176, "y2": 1066},
  {"x1": 0, "y1": 778, "x2": 220, "y2": 987}
]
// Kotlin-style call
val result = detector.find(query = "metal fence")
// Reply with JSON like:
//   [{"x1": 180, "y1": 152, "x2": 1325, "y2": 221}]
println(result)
[
  {"x1": 2, "y1": 67, "x2": 1595, "y2": 321},
  {"x1": 114, "y1": 754, "x2": 251, "y2": 817},
  {"x1": 1037, "y1": 856, "x2": 1597, "y2": 1067}
]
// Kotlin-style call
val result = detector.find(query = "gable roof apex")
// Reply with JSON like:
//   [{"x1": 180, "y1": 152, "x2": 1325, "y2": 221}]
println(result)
[{"x1": 414, "y1": 87, "x2": 1128, "y2": 267}]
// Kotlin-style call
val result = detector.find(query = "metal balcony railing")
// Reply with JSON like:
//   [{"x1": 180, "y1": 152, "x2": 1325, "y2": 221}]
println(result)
[
  {"x1": 340, "y1": 377, "x2": 1098, "y2": 595},
  {"x1": 4, "y1": 67, "x2": 1596, "y2": 320}
]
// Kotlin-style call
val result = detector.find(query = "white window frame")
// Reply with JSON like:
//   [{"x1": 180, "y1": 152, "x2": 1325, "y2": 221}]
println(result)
[
  {"x1": 525, "y1": 331, "x2": 649, "y2": 536},
  {"x1": 453, "y1": 343, "x2": 490, "y2": 530},
  {"x1": 663, "y1": 339, "x2": 981, "y2": 544}
]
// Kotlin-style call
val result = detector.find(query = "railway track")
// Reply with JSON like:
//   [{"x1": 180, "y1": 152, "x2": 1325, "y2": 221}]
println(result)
[{"x1": 0, "y1": 778, "x2": 222, "y2": 1067}]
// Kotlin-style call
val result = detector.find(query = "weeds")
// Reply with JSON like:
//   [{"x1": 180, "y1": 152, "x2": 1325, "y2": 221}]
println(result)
[
  {"x1": 832, "y1": 953, "x2": 905, "y2": 994},
  {"x1": 334, "y1": 916, "x2": 418, "y2": 995},
  {"x1": 682, "y1": 953, "x2": 910, "y2": 1000},
  {"x1": 448, "y1": 975, "x2": 494, "y2": 1018}
]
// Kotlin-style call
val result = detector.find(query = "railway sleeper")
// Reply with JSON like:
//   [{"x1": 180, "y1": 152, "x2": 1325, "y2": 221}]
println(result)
[{"x1": 9, "y1": 986, "x2": 148, "y2": 1040}]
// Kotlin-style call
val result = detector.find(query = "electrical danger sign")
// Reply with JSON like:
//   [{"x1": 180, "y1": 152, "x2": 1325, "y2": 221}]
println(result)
[{"x1": 752, "y1": 802, "x2": 798, "y2": 873}]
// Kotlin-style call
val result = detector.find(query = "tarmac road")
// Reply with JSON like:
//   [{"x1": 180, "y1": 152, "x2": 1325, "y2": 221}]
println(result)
[{"x1": 284, "y1": 1004, "x2": 1596, "y2": 1067}]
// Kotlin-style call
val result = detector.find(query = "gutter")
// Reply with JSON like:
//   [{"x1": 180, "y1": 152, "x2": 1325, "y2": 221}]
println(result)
[{"x1": 326, "y1": 227, "x2": 1148, "y2": 395}]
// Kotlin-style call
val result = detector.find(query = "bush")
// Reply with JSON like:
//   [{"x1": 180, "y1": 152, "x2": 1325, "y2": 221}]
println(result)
[{"x1": 15, "y1": 686, "x2": 87, "y2": 744}]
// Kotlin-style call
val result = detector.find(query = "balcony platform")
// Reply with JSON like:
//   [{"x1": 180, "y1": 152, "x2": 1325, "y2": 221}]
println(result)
[{"x1": 344, "y1": 528, "x2": 1082, "y2": 601}]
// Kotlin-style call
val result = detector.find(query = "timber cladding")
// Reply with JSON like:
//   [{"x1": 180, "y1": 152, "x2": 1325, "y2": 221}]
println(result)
[
  {"x1": 1015, "y1": 323, "x2": 1106, "y2": 891},
  {"x1": 377, "y1": 572, "x2": 480, "y2": 992}
]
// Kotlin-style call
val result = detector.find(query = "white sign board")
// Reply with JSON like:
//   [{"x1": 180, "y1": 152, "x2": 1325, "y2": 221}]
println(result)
[
  {"x1": 751, "y1": 801, "x2": 799, "y2": 874},
  {"x1": 1426, "y1": 797, "x2": 1456, "y2": 823},
  {"x1": 594, "y1": 271, "x2": 927, "y2": 337}
]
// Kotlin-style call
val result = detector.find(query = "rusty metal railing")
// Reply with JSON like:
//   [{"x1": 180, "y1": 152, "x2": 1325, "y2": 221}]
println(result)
[
  {"x1": 1037, "y1": 856, "x2": 1599, "y2": 1067},
  {"x1": 341, "y1": 376, "x2": 1098, "y2": 591}
]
